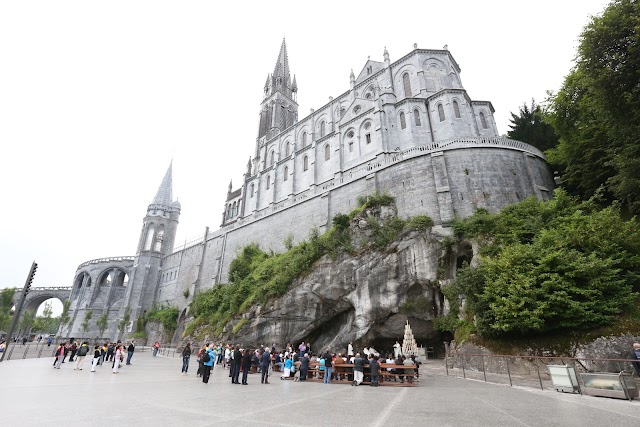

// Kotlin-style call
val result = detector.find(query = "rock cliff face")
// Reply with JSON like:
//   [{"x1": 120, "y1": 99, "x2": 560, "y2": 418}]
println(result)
[{"x1": 212, "y1": 205, "x2": 457, "y2": 354}]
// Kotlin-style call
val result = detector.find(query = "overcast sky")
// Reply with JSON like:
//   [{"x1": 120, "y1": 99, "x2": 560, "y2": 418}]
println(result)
[{"x1": 0, "y1": 0, "x2": 610, "y2": 314}]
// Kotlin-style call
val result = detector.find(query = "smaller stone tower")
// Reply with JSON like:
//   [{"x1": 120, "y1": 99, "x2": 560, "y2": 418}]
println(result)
[{"x1": 123, "y1": 162, "x2": 181, "y2": 331}]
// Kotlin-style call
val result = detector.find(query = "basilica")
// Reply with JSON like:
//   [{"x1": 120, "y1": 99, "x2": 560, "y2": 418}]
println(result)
[{"x1": 64, "y1": 40, "x2": 553, "y2": 341}]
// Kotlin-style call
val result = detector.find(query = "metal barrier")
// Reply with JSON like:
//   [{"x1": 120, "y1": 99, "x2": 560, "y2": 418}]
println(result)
[{"x1": 444, "y1": 351, "x2": 640, "y2": 399}]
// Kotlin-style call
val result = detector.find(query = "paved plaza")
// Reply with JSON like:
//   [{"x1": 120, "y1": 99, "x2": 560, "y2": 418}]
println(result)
[{"x1": 1, "y1": 353, "x2": 640, "y2": 426}]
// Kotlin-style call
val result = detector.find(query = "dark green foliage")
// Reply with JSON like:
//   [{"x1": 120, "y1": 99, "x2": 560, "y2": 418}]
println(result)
[
  {"x1": 448, "y1": 189, "x2": 640, "y2": 338},
  {"x1": 407, "y1": 215, "x2": 434, "y2": 232},
  {"x1": 507, "y1": 100, "x2": 559, "y2": 152},
  {"x1": 145, "y1": 306, "x2": 179, "y2": 336},
  {"x1": 366, "y1": 216, "x2": 406, "y2": 249},
  {"x1": 548, "y1": 0, "x2": 640, "y2": 213},
  {"x1": 356, "y1": 192, "x2": 394, "y2": 209},
  {"x1": 332, "y1": 214, "x2": 350, "y2": 230},
  {"x1": 400, "y1": 296, "x2": 431, "y2": 315}
]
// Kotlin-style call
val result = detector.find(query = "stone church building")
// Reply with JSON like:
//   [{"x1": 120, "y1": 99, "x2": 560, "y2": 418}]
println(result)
[{"x1": 65, "y1": 40, "x2": 553, "y2": 341}]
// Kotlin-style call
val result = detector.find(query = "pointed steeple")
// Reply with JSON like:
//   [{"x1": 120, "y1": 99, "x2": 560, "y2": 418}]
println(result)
[
  {"x1": 152, "y1": 162, "x2": 173, "y2": 206},
  {"x1": 292, "y1": 74, "x2": 298, "y2": 92},
  {"x1": 273, "y1": 38, "x2": 290, "y2": 81}
]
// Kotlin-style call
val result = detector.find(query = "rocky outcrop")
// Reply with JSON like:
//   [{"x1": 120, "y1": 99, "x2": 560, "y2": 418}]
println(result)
[{"x1": 209, "y1": 205, "x2": 457, "y2": 354}]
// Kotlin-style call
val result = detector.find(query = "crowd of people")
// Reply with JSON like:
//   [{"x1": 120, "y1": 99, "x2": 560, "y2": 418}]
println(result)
[
  {"x1": 178, "y1": 341, "x2": 421, "y2": 387},
  {"x1": 51, "y1": 339, "x2": 137, "y2": 373}
]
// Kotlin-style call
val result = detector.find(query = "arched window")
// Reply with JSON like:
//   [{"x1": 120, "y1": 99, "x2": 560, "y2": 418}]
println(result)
[
  {"x1": 285, "y1": 142, "x2": 290, "y2": 157},
  {"x1": 349, "y1": 141, "x2": 354, "y2": 152},
  {"x1": 154, "y1": 228, "x2": 164, "y2": 251},
  {"x1": 453, "y1": 100, "x2": 461, "y2": 118},
  {"x1": 250, "y1": 183, "x2": 254, "y2": 198},
  {"x1": 270, "y1": 151, "x2": 275, "y2": 166},
  {"x1": 399, "y1": 112, "x2": 406, "y2": 129},
  {"x1": 414, "y1": 109, "x2": 421, "y2": 126},
  {"x1": 438, "y1": 104, "x2": 445, "y2": 122},
  {"x1": 403, "y1": 73, "x2": 412, "y2": 97},
  {"x1": 232, "y1": 202, "x2": 237, "y2": 217},
  {"x1": 302, "y1": 131, "x2": 307, "y2": 146},
  {"x1": 480, "y1": 111, "x2": 488, "y2": 129},
  {"x1": 303, "y1": 156, "x2": 309, "y2": 171},
  {"x1": 324, "y1": 144, "x2": 330, "y2": 160},
  {"x1": 144, "y1": 225, "x2": 155, "y2": 251},
  {"x1": 283, "y1": 166, "x2": 288, "y2": 181},
  {"x1": 266, "y1": 176, "x2": 271, "y2": 190},
  {"x1": 365, "y1": 133, "x2": 371, "y2": 144},
  {"x1": 320, "y1": 121, "x2": 325, "y2": 137}
]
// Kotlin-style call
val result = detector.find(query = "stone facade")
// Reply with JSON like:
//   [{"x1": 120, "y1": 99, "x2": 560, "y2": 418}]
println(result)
[{"x1": 66, "y1": 40, "x2": 554, "y2": 342}]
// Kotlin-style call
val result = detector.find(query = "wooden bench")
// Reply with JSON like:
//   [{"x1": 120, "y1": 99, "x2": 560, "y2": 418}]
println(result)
[{"x1": 291, "y1": 361, "x2": 417, "y2": 386}]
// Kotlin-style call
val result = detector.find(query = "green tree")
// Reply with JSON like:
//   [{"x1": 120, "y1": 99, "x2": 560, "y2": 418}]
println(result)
[
  {"x1": 507, "y1": 100, "x2": 558, "y2": 152},
  {"x1": 81, "y1": 310, "x2": 93, "y2": 335},
  {"x1": 19, "y1": 310, "x2": 35, "y2": 336},
  {"x1": 58, "y1": 300, "x2": 71, "y2": 337},
  {"x1": 96, "y1": 311, "x2": 109, "y2": 339},
  {"x1": 548, "y1": 0, "x2": 640, "y2": 213},
  {"x1": 0, "y1": 288, "x2": 16, "y2": 331},
  {"x1": 32, "y1": 302, "x2": 60, "y2": 334},
  {"x1": 118, "y1": 307, "x2": 131, "y2": 337}
]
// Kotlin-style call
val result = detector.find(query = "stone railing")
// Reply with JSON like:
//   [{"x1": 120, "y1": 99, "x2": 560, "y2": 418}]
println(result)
[
  {"x1": 15, "y1": 286, "x2": 72, "y2": 292},
  {"x1": 172, "y1": 235, "x2": 206, "y2": 254},
  {"x1": 187, "y1": 137, "x2": 544, "y2": 239},
  {"x1": 77, "y1": 256, "x2": 135, "y2": 269}
]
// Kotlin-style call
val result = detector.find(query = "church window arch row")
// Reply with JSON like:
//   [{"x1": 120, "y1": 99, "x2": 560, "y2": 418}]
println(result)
[
  {"x1": 399, "y1": 111, "x2": 407, "y2": 129},
  {"x1": 422, "y1": 58, "x2": 448, "y2": 92}
]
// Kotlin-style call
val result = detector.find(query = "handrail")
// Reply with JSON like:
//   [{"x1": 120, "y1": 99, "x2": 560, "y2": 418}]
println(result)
[{"x1": 449, "y1": 352, "x2": 640, "y2": 364}]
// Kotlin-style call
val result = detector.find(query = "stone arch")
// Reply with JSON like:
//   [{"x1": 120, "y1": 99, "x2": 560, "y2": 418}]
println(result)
[
  {"x1": 71, "y1": 271, "x2": 91, "y2": 301},
  {"x1": 422, "y1": 58, "x2": 448, "y2": 92},
  {"x1": 478, "y1": 110, "x2": 489, "y2": 129},
  {"x1": 452, "y1": 98, "x2": 462, "y2": 119},
  {"x1": 394, "y1": 64, "x2": 418, "y2": 97}
]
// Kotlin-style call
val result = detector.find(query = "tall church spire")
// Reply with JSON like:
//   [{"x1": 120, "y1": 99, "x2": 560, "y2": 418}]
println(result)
[
  {"x1": 152, "y1": 162, "x2": 173, "y2": 206},
  {"x1": 273, "y1": 38, "x2": 290, "y2": 82}
]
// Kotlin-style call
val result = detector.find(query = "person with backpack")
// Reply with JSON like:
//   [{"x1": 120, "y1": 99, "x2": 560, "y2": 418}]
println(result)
[
  {"x1": 196, "y1": 344, "x2": 207, "y2": 377},
  {"x1": 53, "y1": 343, "x2": 65, "y2": 369},
  {"x1": 74, "y1": 342, "x2": 90, "y2": 370},
  {"x1": 202, "y1": 343, "x2": 215, "y2": 384},
  {"x1": 68, "y1": 341, "x2": 78, "y2": 362}
]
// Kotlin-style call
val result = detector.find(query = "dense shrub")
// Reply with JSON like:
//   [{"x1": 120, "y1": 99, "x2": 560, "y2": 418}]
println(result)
[
  {"x1": 407, "y1": 215, "x2": 434, "y2": 232},
  {"x1": 447, "y1": 189, "x2": 640, "y2": 338}
]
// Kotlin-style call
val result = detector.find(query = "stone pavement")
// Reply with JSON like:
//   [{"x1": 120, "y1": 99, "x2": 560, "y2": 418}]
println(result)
[{"x1": 1, "y1": 353, "x2": 639, "y2": 426}]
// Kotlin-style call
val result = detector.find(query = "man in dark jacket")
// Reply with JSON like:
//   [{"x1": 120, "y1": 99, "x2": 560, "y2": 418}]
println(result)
[
  {"x1": 68, "y1": 341, "x2": 78, "y2": 362},
  {"x1": 231, "y1": 345, "x2": 242, "y2": 384},
  {"x1": 300, "y1": 353, "x2": 310, "y2": 381},
  {"x1": 241, "y1": 349, "x2": 252, "y2": 385},
  {"x1": 260, "y1": 349, "x2": 271, "y2": 384},
  {"x1": 126, "y1": 341, "x2": 135, "y2": 365}
]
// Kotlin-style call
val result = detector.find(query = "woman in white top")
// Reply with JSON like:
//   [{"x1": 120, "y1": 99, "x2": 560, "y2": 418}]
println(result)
[{"x1": 112, "y1": 345, "x2": 122, "y2": 374}]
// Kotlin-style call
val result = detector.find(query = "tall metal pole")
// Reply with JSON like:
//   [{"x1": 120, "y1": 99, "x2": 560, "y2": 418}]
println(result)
[{"x1": 1, "y1": 261, "x2": 38, "y2": 363}]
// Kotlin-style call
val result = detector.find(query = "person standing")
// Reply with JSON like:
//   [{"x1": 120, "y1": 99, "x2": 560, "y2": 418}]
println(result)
[
  {"x1": 241, "y1": 348, "x2": 252, "y2": 385},
  {"x1": 91, "y1": 345, "x2": 101, "y2": 372},
  {"x1": 74, "y1": 342, "x2": 89, "y2": 370},
  {"x1": 153, "y1": 341, "x2": 160, "y2": 357},
  {"x1": 323, "y1": 350, "x2": 333, "y2": 384},
  {"x1": 106, "y1": 343, "x2": 114, "y2": 362},
  {"x1": 54, "y1": 343, "x2": 65, "y2": 369},
  {"x1": 231, "y1": 345, "x2": 242, "y2": 384},
  {"x1": 369, "y1": 355, "x2": 380, "y2": 387},
  {"x1": 202, "y1": 344, "x2": 215, "y2": 384},
  {"x1": 68, "y1": 340, "x2": 78, "y2": 362},
  {"x1": 47, "y1": 337, "x2": 53, "y2": 347},
  {"x1": 113, "y1": 345, "x2": 123, "y2": 374},
  {"x1": 352, "y1": 353, "x2": 364, "y2": 386},
  {"x1": 126, "y1": 340, "x2": 135, "y2": 365},
  {"x1": 181, "y1": 343, "x2": 191, "y2": 375},
  {"x1": 631, "y1": 342, "x2": 640, "y2": 376},
  {"x1": 347, "y1": 342, "x2": 354, "y2": 357},
  {"x1": 260, "y1": 349, "x2": 271, "y2": 384},
  {"x1": 299, "y1": 353, "x2": 310, "y2": 381},
  {"x1": 298, "y1": 341, "x2": 306, "y2": 357}
]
